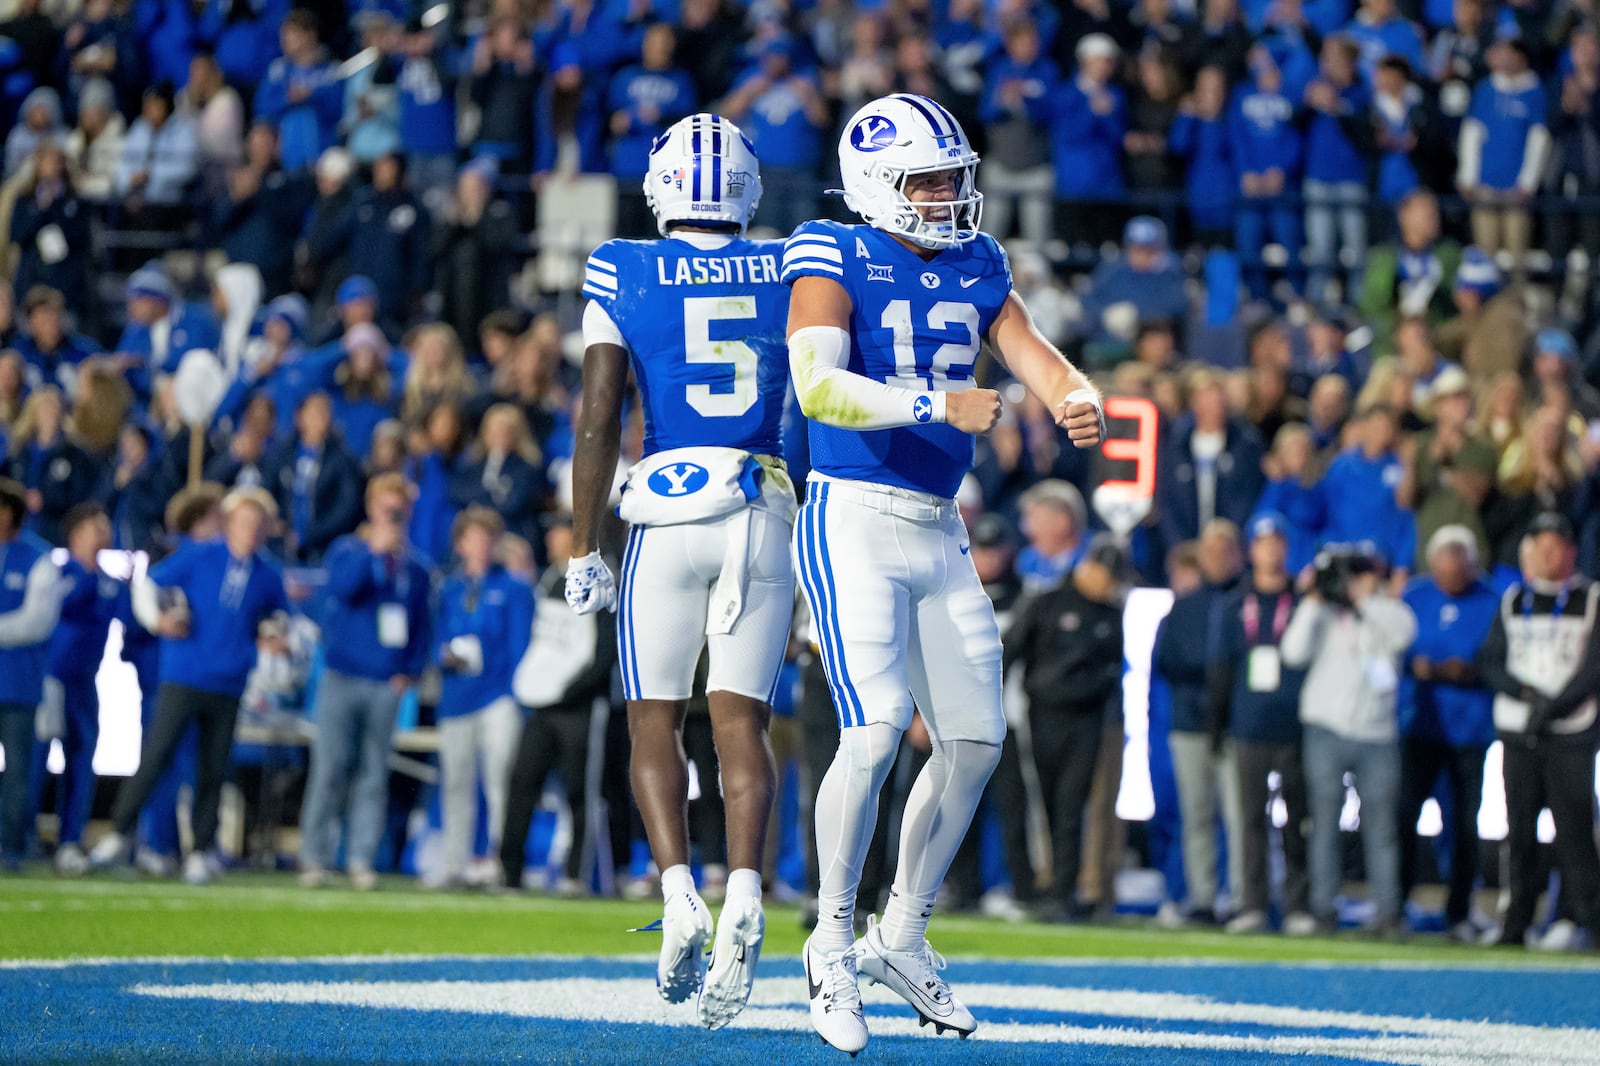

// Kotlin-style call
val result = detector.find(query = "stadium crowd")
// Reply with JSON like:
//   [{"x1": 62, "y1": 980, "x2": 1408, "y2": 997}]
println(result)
[{"x1": 0, "y1": 0, "x2": 1595, "y2": 951}]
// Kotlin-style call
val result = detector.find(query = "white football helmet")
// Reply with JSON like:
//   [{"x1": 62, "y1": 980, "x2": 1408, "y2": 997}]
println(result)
[
  {"x1": 644, "y1": 113, "x2": 763, "y2": 236},
  {"x1": 836, "y1": 94, "x2": 983, "y2": 250}
]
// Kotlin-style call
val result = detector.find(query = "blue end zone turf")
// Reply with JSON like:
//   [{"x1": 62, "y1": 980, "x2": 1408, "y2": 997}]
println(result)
[{"x1": 5, "y1": 956, "x2": 1600, "y2": 1065}]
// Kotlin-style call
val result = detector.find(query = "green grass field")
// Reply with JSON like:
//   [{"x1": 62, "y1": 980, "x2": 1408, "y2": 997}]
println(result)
[{"x1": 4, "y1": 872, "x2": 1596, "y2": 967}]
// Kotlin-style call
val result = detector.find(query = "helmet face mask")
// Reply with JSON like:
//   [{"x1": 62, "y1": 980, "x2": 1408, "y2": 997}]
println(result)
[
  {"x1": 837, "y1": 94, "x2": 983, "y2": 250},
  {"x1": 644, "y1": 113, "x2": 763, "y2": 236}
]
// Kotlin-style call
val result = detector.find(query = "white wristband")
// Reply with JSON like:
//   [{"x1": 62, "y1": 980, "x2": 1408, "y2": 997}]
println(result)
[
  {"x1": 930, "y1": 392, "x2": 948, "y2": 423},
  {"x1": 1064, "y1": 388, "x2": 1101, "y2": 410}
]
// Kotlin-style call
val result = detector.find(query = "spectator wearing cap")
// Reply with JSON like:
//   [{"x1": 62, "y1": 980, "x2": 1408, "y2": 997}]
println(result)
[
  {"x1": 43, "y1": 502, "x2": 118, "y2": 875},
  {"x1": 1528, "y1": 329, "x2": 1600, "y2": 421},
  {"x1": 1229, "y1": 47, "x2": 1305, "y2": 302},
  {"x1": 433, "y1": 506, "x2": 534, "y2": 888},
  {"x1": 113, "y1": 82, "x2": 201, "y2": 227},
  {"x1": 605, "y1": 23, "x2": 697, "y2": 239},
  {"x1": 301, "y1": 147, "x2": 357, "y2": 319},
  {"x1": 1004, "y1": 534, "x2": 1130, "y2": 921},
  {"x1": 297, "y1": 472, "x2": 432, "y2": 891},
  {"x1": 1153, "y1": 519, "x2": 1246, "y2": 924},
  {"x1": 1079, "y1": 217, "x2": 1189, "y2": 349},
  {"x1": 1360, "y1": 191, "x2": 1462, "y2": 356},
  {"x1": 1030, "y1": 33, "x2": 1127, "y2": 246},
  {"x1": 433, "y1": 160, "x2": 518, "y2": 343},
  {"x1": 1169, "y1": 65, "x2": 1235, "y2": 247},
  {"x1": 213, "y1": 121, "x2": 316, "y2": 299},
  {"x1": 4, "y1": 86, "x2": 63, "y2": 179},
  {"x1": 1399, "y1": 364, "x2": 1499, "y2": 570},
  {"x1": 1476, "y1": 513, "x2": 1600, "y2": 950},
  {"x1": 1302, "y1": 35, "x2": 1371, "y2": 307},
  {"x1": 308, "y1": 152, "x2": 432, "y2": 330},
  {"x1": 1283, "y1": 542, "x2": 1416, "y2": 935},
  {"x1": 978, "y1": 20, "x2": 1060, "y2": 249},
  {"x1": 1317, "y1": 404, "x2": 1417, "y2": 574},
  {"x1": 1206, "y1": 511, "x2": 1312, "y2": 934},
  {"x1": 10, "y1": 142, "x2": 91, "y2": 319},
  {"x1": 1456, "y1": 38, "x2": 1549, "y2": 273},
  {"x1": 263, "y1": 391, "x2": 363, "y2": 564},
  {"x1": 180, "y1": 51, "x2": 246, "y2": 198},
  {"x1": 1157, "y1": 368, "x2": 1264, "y2": 558},
  {"x1": 63, "y1": 77, "x2": 125, "y2": 205},
  {"x1": 113, "y1": 264, "x2": 219, "y2": 401},
  {"x1": 467, "y1": 16, "x2": 537, "y2": 175},
  {"x1": 1398, "y1": 524, "x2": 1498, "y2": 940},
  {"x1": 1436, "y1": 245, "x2": 1527, "y2": 381},
  {"x1": 328, "y1": 322, "x2": 399, "y2": 457},
  {"x1": 12, "y1": 288, "x2": 99, "y2": 399},
  {"x1": 254, "y1": 10, "x2": 342, "y2": 173},
  {"x1": 216, "y1": 295, "x2": 318, "y2": 443},
  {"x1": 3, "y1": 385, "x2": 100, "y2": 547},
  {"x1": 1015, "y1": 479, "x2": 1088, "y2": 592},
  {"x1": 717, "y1": 36, "x2": 829, "y2": 238},
  {"x1": 0, "y1": 476, "x2": 62, "y2": 870},
  {"x1": 93, "y1": 487, "x2": 290, "y2": 884}
]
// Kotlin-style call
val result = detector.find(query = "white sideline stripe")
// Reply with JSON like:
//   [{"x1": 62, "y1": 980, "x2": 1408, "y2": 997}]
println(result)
[{"x1": 126, "y1": 977, "x2": 1600, "y2": 1066}]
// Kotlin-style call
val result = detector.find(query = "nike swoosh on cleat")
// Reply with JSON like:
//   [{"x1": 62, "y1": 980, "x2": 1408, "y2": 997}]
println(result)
[{"x1": 883, "y1": 959, "x2": 956, "y2": 1018}]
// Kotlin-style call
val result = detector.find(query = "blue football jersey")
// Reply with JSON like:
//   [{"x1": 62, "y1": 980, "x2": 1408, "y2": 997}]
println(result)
[
  {"x1": 780, "y1": 220, "x2": 1014, "y2": 498},
  {"x1": 582, "y1": 236, "x2": 790, "y2": 458}
]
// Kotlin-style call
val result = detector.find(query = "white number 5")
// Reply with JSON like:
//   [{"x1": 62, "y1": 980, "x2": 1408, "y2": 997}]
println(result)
[{"x1": 684, "y1": 296, "x2": 758, "y2": 418}]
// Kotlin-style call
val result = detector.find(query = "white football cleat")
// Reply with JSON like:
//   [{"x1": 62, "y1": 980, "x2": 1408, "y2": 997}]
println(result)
[
  {"x1": 803, "y1": 935, "x2": 868, "y2": 1055},
  {"x1": 54, "y1": 843, "x2": 88, "y2": 877},
  {"x1": 656, "y1": 890, "x2": 713, "y2": 1004},
  {"x1": 697, "y1": 897, "x2": 765, "y2": 1029},
  {"x1": 181, "y1": 852, "x2": 212, "y2": 885},
  {"x1": 853, "y1": 916, "x2": 976, "y2": 1038},
  {"x1": 87, "y1": 831, "x2": 130, "y2": 870}
]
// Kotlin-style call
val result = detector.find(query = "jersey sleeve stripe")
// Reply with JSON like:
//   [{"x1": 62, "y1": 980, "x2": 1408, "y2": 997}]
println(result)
[
  {"x1": 784, "y1": 232, "x2": 840, "y2": 249},
  {"x1": 581, "y1": 283, "x2": 615, "y2": 300},
  {"x1": 586, "y1": 257, "x2": 617, "y2": 274},
  {"x1": 783, "y1": 242, "x2": 843, "y2": 264},
  {"x1": 781, "y1": 259, "x2": 845, "y2": 278},
  {"x1": 583, "y1": 272, "x2": 619, "y2": 293}
]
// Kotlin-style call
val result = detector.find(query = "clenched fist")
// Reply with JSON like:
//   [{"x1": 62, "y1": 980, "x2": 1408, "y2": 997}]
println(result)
[{"x1": 945, "y1": 388, "x2": 1002, "y2": 434}]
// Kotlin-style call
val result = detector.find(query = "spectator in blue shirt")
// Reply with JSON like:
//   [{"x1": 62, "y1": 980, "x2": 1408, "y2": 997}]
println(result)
[
  {"x1": 1358, "y1": 57, "x2": 1431, "y2": 216},
  {"x1": 393, "y1": 22, "x2": 458, "y2": 202},
  {"x1": 1207, "y1": 512, "x2": 1313, "y2": 933},
  {"x1": 1456, "y1": 38, "x2": 1550, "y2": 275},
  {"x1": 1031, "y1": 33, "x2": 1127, "y2": 246},
  {"x1": 13, "y1": 287, "x2": 100, "y2": 400},
  {"x1": 1255, "y1": 422, "x2": 1327, "y2": 574},
  {"x1": 254, "y1": 10, "x2": 342, "y2": 172},
  {"x1": 114, "y1": 264, "x2": 219, "y2": 401},
  {"x1": 1157, "y1": 368, "x2": 1266, "y2": 561},
  {"x1": 112, "y1": 81, "x2": 201, "y2": 228},
  {"x1": 328, "y1": 322, "x2": 400, "y2": 458},
  {"x1": 718, "y1": 36, "x2": 829, "y2": 237},
  {"x1": 1302, "y1": 35, "x2": 1371, "y2": 306},
  {"x1": 1230, "y1": 50, "x2": 1305, "y2": 301},
  {"x1": 607, "y1": 23, "x2": 697, "y2": 238},
  {"x1": 212, "y1": 122, "x2": 316, "y2": 299},
  {"x1": 297, "y1": 472, "x2": 433, "y2": 891},
  {"x1": 1169, "y1": 65, "x2": 1236, "y2": 246},
  {"x1": 1080, "y1": 216, "x2": 1190, "y2": 348},
  {"x1": 1345, "y1": 0, "x2": 1425, "y2": 82},
  {"x1": 407, "y1": 402, "x2": 466, "y2": 565},
  {"x1": 1398, "y1": 525, "x2": 1498, "y2": 938},
  {"x1": 342, "y1": 12, "x2": 402, "y2": 164},
  {"x1": 978, "y1": 20, "x2": 1059, "y2": 249},
  {"x1": 92, "y1": 487, "x2": 289, "y2": 884},
  {"x1": 0, "y1": 478, "x2": 61, "y2": 870},
  {"x1": 433, "y1": 506, "x2": 533, "y2": 888},
  {"x1": 44, "y1": 503, "x2": 118, "y2": 874},
  {"x1": 263, "y1": 390, "x2": 363, "y2": 564},
  {"x1": 1317, "y1": 403, "x2": 1417, "y2": 573},
  {"x1": 201, "y1": 0, "x2": 286, "y2": 93},
  {"x1": 1015, "y1": 479, "x2": 1088, "y2": 591}
]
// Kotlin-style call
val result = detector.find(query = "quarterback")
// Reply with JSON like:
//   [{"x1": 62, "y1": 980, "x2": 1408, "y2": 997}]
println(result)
[{"x1": 782, "y1": 93, "x2": 1103, "y2": 1054}]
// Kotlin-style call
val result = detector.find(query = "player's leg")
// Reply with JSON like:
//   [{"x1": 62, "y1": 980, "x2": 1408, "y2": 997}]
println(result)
[
  {"x1": 794, "y1": 486, "x2": 913, "y2": 1053},
  {"x1": 699, "y1": 505, "x2": 794, "y2": 1028},
  {"x1": 618, "y1": 523, "x2": 714, "y2": 1002},
  {"x1": 856, "y1": 517, "x2": 1001, "y2": 1036}
]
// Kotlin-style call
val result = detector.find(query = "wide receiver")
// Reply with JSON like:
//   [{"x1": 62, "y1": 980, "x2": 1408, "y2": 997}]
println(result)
[
  {"x1": 566, "y1": 114, "x2": 796, "y2": 1029},
  {"x1": 782, "y1": 93, "x2": 1103, "y2": 1054}
]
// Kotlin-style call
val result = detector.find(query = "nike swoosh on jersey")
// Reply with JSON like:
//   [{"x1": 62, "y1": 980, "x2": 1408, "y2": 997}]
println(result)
[
  {"x1": 960, "y1": 544, "x2": 971, "y2": 554},
  {"x1": 959, "y1": 276, "x2": 981, "y2": 288}
]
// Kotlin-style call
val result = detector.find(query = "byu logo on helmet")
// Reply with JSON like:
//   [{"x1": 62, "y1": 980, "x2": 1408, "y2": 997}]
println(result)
[
  {"x1": 648, "y1": 463, "x2": 710, "y2": 497},
  {"x1": 912, "y1": 396, "x2": 934, "y2": 423},
  {"x1": 850, "y1": 115, "x2": 899, "y2": 152}
]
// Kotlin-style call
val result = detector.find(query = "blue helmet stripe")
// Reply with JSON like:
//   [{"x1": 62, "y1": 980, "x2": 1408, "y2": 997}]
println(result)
[
  {"x1": 710, "y1": 121, "x2": 722, "y2": 203},
  {"x1": 893, "y1": 93, "x2": 952, "y2": 139},
  {"x1": 691, "y1": 123, "x2": 702, "y2": 202}
]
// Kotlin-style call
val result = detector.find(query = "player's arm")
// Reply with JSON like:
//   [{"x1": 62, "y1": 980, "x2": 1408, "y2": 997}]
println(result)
[
  {"x1": 987, "y1": 291, "x2": 1104, "y2": 449},
  {"x1": 566, "y1": 301, "x2": 628, "y2": 615},
  {"x1": 787, "y1": 275, "x2": 1000, "y2": 434}
]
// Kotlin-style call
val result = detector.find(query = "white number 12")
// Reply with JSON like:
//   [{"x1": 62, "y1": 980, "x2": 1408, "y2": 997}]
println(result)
[{"x1": 881, "y1": 300, "x2": 980, "y2": 390}]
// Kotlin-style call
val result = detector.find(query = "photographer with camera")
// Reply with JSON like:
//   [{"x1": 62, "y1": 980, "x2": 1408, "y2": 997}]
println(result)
[
  {"x1": 1282, "y1": 542, "x2": 1417, "y2": 935},
  {"x1": 297, "y1": 473, "x2": 433, "y2": 891},
  {"x1": 1476, "y1": 513, "x2": 1600, "y2": 951}
]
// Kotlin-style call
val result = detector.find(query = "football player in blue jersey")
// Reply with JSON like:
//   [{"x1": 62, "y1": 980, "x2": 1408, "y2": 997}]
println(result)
[
  {"x1": 782, "y1": 94, "x2": 1105, "y2": 1053},
  {"x1": 565, "y1": 114, "x2": 797, "y2": 1030}
]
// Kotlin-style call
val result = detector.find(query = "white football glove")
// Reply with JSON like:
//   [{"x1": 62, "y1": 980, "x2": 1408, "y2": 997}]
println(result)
[{"x1": 565, "y1": 550, "x2": 617, "y2": 615}]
